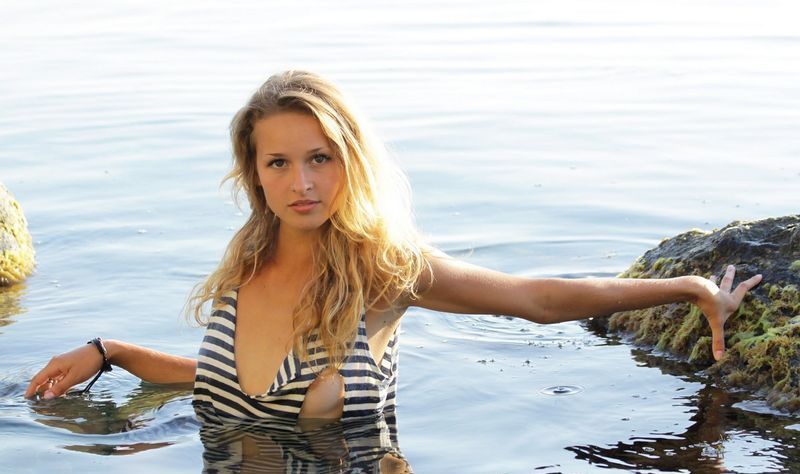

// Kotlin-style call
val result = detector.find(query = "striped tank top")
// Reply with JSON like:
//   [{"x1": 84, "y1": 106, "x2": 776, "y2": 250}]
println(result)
[{"x1": 193, "y1": 290, "x2": 399, "y2": 420}]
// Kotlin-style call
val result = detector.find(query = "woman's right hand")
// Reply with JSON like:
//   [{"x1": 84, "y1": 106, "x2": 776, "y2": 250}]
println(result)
[{"x1": 24, "y1": 343, "x2": 105, "y2": 399}]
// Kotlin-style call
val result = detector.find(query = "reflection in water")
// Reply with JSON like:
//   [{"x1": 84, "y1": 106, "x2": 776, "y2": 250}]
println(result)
[
  {"x1": 0, "y1": 283, "x2": 26, "y2": 330},
  {"x1": 566, "y1": 349, "x2": 800, "y2": 473},
  {"x1": 23, "y1": 379, "x2": 411, "y2": 472},
  {"x1": 195, "y1": 404, "x2": 411, "y2": 473},
  {"x1": 27, "y1": 382, "x2": 197, "y2": 455}
]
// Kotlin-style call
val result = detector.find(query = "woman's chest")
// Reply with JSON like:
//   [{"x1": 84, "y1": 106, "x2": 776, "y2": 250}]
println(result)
[
  {"x1": 234, "y1": 286, "x2": 406, "y2": 398},
  {"x1": 193, "y1": 290, "x2": 404, "y2": 420}
]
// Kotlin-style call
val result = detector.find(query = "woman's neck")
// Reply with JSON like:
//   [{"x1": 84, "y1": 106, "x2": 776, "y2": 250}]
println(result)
[{"x1": 271, "y1": 225, "x2": 319, "y2": 273}]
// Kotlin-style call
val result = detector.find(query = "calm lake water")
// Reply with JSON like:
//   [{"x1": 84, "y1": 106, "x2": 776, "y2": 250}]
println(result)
[{"x1": 2, "y1": 0, "x2": 799, "y2": 472}]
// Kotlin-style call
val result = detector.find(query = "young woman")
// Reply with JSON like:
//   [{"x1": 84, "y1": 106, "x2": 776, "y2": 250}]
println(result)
[{"x1": 24, "y1": 70, "x2": 761, "y2": 423}]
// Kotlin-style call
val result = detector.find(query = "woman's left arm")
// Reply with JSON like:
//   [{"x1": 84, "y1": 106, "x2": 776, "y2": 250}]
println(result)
[{"x1": 414, "y1": 252, "x2": 762, "y2": 360}]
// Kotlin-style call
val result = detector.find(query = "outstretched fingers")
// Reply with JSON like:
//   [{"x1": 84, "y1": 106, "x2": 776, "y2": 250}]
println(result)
[
  {"x1": 706, "y1": 265, "x2": 763, "y2": 361},
  {"x1": 709, "y1": 316, "x2": 726, "y2": 361},
  {"x1": 733, "y1": 274, "x2": 763, "y2": 302},
  {"x1": 719, "y1": 264, "x2": 736, "y2": 293}
]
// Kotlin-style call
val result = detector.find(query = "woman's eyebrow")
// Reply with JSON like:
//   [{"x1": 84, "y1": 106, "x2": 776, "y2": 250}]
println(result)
[{"x1": 264, "y1": 147, "x2": 328, "y2": 158}]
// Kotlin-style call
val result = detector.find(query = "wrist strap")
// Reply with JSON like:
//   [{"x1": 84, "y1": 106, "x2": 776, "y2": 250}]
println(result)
[
  {"x1": 81, "y1": 338, "x2": 112, "y2": 394},
  {"x1": 87, "y1": 337, "x2": 113, "y2": 372}
]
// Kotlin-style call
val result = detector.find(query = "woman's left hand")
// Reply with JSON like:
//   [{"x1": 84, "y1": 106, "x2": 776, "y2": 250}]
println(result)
[{"x1": 693, "y1": 265, "x2": 762, "y2": 361}]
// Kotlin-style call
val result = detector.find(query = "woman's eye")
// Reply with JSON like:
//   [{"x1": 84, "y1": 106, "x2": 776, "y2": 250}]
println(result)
[
  {"x1": 268, "y1": 159, "x2": 286, "y2": 168},
  {"x1": 311, "y1": 153, "x2": 331, "y2": 164}
]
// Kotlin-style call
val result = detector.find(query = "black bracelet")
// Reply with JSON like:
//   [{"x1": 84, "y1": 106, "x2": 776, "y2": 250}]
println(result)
[
  {"x1": 81, "y1": 337, "x2": 113, "y2": 394},
  {"x1": 88, "y1": 337, "x2": 113, "y2": 372}
]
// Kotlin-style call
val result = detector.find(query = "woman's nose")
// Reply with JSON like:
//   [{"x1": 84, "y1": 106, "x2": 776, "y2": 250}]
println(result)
[{"x1": 291, "y1": 165, "x2": 313, "y2": 193}]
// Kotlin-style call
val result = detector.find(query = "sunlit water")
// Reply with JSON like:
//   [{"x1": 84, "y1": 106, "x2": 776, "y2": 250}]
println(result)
[{"x1": 2, "y1": 0, "x2": 799, "y2": 472}]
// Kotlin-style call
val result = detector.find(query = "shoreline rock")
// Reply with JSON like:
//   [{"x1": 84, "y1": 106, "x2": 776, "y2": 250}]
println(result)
[
  {"x1": 0, "y1": 183, "x2": 35, "y2": 286},
  {"x1": 590, "y1": 215, "x2": 800, "y2": 413}
]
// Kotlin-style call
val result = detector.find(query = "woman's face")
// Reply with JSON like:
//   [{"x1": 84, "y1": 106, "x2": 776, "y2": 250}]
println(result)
[{"x1": 252, "y1": 112, "x2": 343, "y2": 235}]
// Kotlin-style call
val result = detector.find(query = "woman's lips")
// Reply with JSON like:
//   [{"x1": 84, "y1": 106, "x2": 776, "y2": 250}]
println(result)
[{"x1": 289, "y1": 200, "x2": 320, "y2": 213}]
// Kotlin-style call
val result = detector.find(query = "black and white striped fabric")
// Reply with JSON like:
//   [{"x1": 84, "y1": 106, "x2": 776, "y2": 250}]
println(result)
[
  {"x1": 193, "y1": 290, "x2": 399, "y2": 421},
  {"x1": 196, "y1": 404, "x2": 408, "y2": 473}
]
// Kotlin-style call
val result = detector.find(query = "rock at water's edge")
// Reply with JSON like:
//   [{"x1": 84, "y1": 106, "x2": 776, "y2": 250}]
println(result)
[
  {"x1": 590, "y1": 215, "x2": 800, "y2": 413},
  {"x1": 0, "y1": 183, "x2": 35, "y2": 285}
]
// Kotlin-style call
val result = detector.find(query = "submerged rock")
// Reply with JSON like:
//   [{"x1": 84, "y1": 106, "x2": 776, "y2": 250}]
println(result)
[
  {"x1": 590, "y1": 215, "x2": 800, "y2": 413},
  {"x1": 0, "y1": 183, "x2": 35, "y2": 286}
]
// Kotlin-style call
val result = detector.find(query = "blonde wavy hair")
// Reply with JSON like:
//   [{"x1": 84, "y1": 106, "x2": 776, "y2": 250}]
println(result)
[{"x1": 187, "y1": 70, "x2": 430, "y2": 368}]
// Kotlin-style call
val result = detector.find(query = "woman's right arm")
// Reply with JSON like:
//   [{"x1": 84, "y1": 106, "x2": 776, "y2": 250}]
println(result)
[{"x1": 24, "y1": 339, "x2": 196, "y2": 399}]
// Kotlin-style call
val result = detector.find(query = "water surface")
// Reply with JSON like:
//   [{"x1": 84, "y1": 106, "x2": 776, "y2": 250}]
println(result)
[{"x1": 1, "y1": 1, "x2": 799, "y2": 472}]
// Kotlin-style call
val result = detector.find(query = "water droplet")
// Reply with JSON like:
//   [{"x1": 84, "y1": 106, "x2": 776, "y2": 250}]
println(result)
[{"x1": 540, "y1": 385, "x2": 583, "y2": 396}]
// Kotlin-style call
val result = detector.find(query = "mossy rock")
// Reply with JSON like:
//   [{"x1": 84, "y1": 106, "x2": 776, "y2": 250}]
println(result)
[
  {"x1": 590, "y1": 215, "x2": 800, "y2": 413},
  {"x1": 0, "y1": 183, "x2": 35, "y2": 286}
]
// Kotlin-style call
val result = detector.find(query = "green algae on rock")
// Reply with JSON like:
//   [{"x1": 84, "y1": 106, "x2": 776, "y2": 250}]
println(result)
[
  {"x1": 0, "y1": 183, "x2": 35, "y2": 286},
  {"x1": 590, "y1": 215, "x2": 800, "y2": 413}
]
